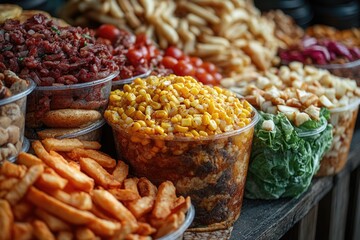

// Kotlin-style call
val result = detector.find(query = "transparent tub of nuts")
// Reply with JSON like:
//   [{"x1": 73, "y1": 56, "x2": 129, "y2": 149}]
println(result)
[
  {"x1": 0, "y1": 79, "x2": 35, "y2": 163},
  {"x1": 316, "y1": 99, "x2": 360, "y2": 176},
  {"x1": 108, "y1": 110, "x2": 259, "y2": 231},
  {"x1": 25, "y1": 71, "x2": 118, "y2": 140}
]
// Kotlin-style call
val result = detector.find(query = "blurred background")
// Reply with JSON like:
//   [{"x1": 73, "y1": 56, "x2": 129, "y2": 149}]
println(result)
[{"x1": 1, "y1": 0, "x2": 360, "y2": 29}]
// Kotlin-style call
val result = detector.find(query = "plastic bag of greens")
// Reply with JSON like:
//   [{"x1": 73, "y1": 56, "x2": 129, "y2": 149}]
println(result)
[{"x1": 245, "y1": 109, "x2": 333, "y2": 199}]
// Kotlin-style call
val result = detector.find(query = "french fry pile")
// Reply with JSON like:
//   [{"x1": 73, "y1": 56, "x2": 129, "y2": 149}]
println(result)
[
  {"x1": 0, "y1": 138, "x2": 191, "y2": 240},
  {"x1": 59, "y1": 0, "x2": 280, "y2": 85}
]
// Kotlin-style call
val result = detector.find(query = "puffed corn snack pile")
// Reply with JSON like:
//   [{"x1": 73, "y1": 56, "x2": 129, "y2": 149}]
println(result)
[{"x1": 105, "y1": 75, "x2": 253, "y2": 138}]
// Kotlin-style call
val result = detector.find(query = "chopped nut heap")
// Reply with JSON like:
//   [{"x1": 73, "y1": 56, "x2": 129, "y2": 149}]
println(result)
[
  {"x1": 105, "y1": 75, "x2": 253, "y2": 137},
  {"x1": 233, "y1": 62, "x2": 360, "y2": 126},
  {"x1": 0, "y1": 70, "x2": 29, "y2": 100}
]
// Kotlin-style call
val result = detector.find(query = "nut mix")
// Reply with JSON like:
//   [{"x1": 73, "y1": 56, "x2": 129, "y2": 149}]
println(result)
[
  {"x1": 234, "y1": 62, "x2": 360, "y2": 176},
  {"x1": 105, "y1": 75, "x2": 258, "y2": 229},
  {"x1": 0, "y1": 70, "x2": 34, "y2": 162}
]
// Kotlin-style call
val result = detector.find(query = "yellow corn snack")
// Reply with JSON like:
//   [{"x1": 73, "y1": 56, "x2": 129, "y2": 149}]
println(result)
[{"x1": 105, "y1": 75, "x2": 253, "y2": 137}]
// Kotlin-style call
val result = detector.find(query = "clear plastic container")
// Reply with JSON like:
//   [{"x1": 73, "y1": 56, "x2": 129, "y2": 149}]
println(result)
[
  {"x1": 111, "y1": 70, "x2": 152, "y2": 91},
  {"x1": 316, "y1": 99, "x2": 360, "y2": 176},
  {"x1": 8, "y1": 137, "x2": 30, "y2": 163},
  {"x1": 25, "y1": 71, "x2": 118, "y2": 139},
  {"x1": 108, "y1": 111, "x2": 259, "y2": 231},
  {"x1": 314, "y1": 59, "x2": 360, "y2": 86},
  {"x1": 157, "y1": 204, "x2": 195, "y2": 240},
  {"x1": 0, "y1": 80, "x2": 35, "y2": 163}
]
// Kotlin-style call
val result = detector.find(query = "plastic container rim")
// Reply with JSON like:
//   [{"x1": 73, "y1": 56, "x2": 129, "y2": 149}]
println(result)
[
  {"x1": 33, "y1": 71, "x2": 119, "y2": 91},
  {"x1": 8, "y1": 137, "x2": 30, "y2": 163},
  {"x1": 112, "y1": 69, "x2": 152, "y2": 86},
  {"x1": 0, "y1": 79, "x2": 36, "y2": 106},
  {"x1": 58, "y1": 119, "x2": 106, "y2": 139},
  {"x1": 107, "y1": 108, "x2": 259, "y2": 142},
  {"x1": 314, "y1": 59, "x2": 360, "y2": 70},
  {"x1": 296, "y1": 120, "x2": 328, "y2": 137},
  {"x1": 329, "y1": 98, "x2": 360, "y2": 113},
  {"x1": 157, "y1": 204, "x2": 195, "y2": 240}
]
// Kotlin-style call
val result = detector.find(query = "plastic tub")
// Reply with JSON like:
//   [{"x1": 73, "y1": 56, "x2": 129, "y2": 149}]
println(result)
[
  {"x1": 0, "y1": 80, "x2": 35, "y2": 164},
  {"x1": 111, "y1": 70, "x2": 152, "y2": 91},
  {"x1": 25, "y1": 71, "x2": 118, "y2": 139},
  {"x1": 158, "y1": 204, "x2": 195, "y2": 240},
  {"x1": 314, "y1": 59, "x2": 360, "y2": 86},
  {"x1": 8, "y1": 137, "x2": 30, "y2": 163},
  {"x1": 245, "y1": 112, "x2": 332, "y2": 199},
  {"x1": 108, "y1": 110, "x2": 259, "y2": 231},
  {"x1": 316, "y1": 99, "x2": 360, "y2": 176}
]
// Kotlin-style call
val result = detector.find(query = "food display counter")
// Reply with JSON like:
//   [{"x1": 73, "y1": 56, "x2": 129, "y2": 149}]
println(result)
[{"x1": 0, "y1": 1, "x2": 360, "y2": 240}]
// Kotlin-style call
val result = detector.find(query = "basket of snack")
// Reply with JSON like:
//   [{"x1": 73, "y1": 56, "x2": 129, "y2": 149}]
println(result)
[
  {"x1": 105, "y1": 75, "x2": 258, "y2": 232},
  {"x1": 0, "y1": 138, "x2": 193, "y2": 239},
  {"x1": 0, "y1": 70, "x2": 35, "y2": 163},
  {"x1": 232, "y1": 76, "x2": 333, "y2": 199}
]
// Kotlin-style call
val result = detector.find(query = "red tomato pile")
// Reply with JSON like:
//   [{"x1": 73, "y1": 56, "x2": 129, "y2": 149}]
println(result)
[
  {"x1": 96, "y1": 24, "x2": 222, "y2": 85},
  {"x1": 161, "y1": 47, "x2": 222, "y2": 86}
]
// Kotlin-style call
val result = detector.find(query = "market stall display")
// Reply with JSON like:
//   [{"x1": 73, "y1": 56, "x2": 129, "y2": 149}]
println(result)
[
  {"x1": 105, "y1": 75, "x2": 258, "y2": 230},
  {"x1": 59, "y1": 0, "x2": 280, "y2": 85},
  {"x1": 0, "y1": 70, "x2": 35, "y2": 163},
  {"x1": 0, "y1": 138, "x2": 193, "y2": 239},
  {"x1": 233, "y1": 63, "x2": 360, "y2": 176}
]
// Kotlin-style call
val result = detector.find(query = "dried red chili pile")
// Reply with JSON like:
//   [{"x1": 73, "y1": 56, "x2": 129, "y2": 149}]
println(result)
[{"x1": 0, "y1": 14, "x2": 118, "y2": 86}]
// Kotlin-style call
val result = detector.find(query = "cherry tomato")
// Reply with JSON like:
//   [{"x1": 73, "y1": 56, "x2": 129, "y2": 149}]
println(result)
[
  {"x1": 127, "y1": 49, "x2": 144, "y2": 66},
  {"x1": 201, "y1": 62, "x2": 217, "y2": 73},
  {"x1": 173, "y1": 60, "x2": 195, "y2": 76},
  {"x1": 190, "y1": 57, "x2": 203, "y2": 67},
  {"x1": 197, "y1": 72, "x2": 215, "y2": 85},
  {"x1": 162, "y1": 56, "x2": 178, "y2": 69},
  {"x1": 195, "y1": 68, "x2": 206, "y2": 75},
  {"x1": 213, "y1": 72, "x2": 222, "y2": 82},
  {"x1": 135, "y1": 33, "x2": 151, "y2": 46},
  {"x1": 97, "y1": 24, "x2": 121, "y2": 43},
  {"x1": 165, "y1": 46, "x2": 183, "y2": 59},
  {"x1": 147, "y1": 45, "x2": 160, "y2": 59},
  {"x1": 179, "y1": 55, "x2": 190, "y2": 62},
  {"x1": 138, "y1": 46, "x2": 150, "y2": 61}
]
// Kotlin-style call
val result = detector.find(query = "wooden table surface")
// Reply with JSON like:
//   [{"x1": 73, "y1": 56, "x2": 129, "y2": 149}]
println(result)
[{"x1": 230, "y1": 123, "x2": 360, "y2": 240}]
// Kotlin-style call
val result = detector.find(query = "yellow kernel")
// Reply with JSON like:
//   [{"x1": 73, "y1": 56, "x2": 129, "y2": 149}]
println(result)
[
  {"x1": 190, "y1": 88, "x2": 199, "y2": 95},
  {"x1": 139, "y1": 89, "x2": 147, "y2": 96},
  {"x1": 138, "y1": 105, "x2": 145, "y2": 113},
  {"x1": 127, "y1": 93, "x2": 136, "y2": 102},
  {"x1": 145, "y1": 106, "x2": 153, "y2": 116},
  {"x1": 131, "y1": 122, "x2": 142, "y2": 131},
  {"x1": 125, "y1": 107, "x2": 136, "y2": 116},
  {"x1": 208, "y1": 120, "x2": 217, "y2": 131},
  {"x1": 181, "y1": 118, "x2": 192, "y2": 127},
  {"x1": 138, "y1": 120, "x2": 146, "y2": 127},
  {"x1": 174, "y1": 125, "x2": 188, "y2": 133},
  {"x1": 184, "y1": 99, "x2": 191, "y2": 107},
  {"x1": 154, "y1": 126, "x2": 165, "y2": 135},
  {"x1": 191, "y1": 130, "x2": 200, "y2": 137},
  {"x1": 244, "y1": 118, "x2": 251, "y2": 125},
  {"x1": 135, "y1": 111, "x2": 146, "y2": 120},
  {"x1": 125, "y1": 117, "x2": 133, "y2": 124},
  {"x1": 123, "y1": 84, "x2": 131, "y2": 92},
  {"x1": 171, "y1": 116, "x2": 179, "y2": 123},
  {"x1": 150, "y1": 101, "x2": 162, "y2": 110},
  {"x1": 199, "y1": 131, "x2": 208, "y2": 137},
  {"x1": 161, "y1": 122, "x2": 171, "y2": 129},
  {"x1": 202, "y1": 115, "x2": 211, "y2": 125},
  {"x1": 185, "y1": 132, "x2": 193, "y2": 137},
  {"x1": 238, "y1": 122, "x2": 246, "y2": 128},
  {"x1": 212, "y1": 112, "x2": 219, "y2": 120},
  {"x1": 208, "y1": 102, "x2": 216, "y2": 114},
  {"x1": 242, "y1": 109, "x2": 251, "y2": 117},
  {"x1": 109, "y1": 94, "x2": 121, "y2": 102},
  {"x1": 153, "y1": 110, "x2": 168, "y2": 119}
]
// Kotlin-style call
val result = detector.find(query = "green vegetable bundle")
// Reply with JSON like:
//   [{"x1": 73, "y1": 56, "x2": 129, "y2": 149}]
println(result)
[{"x1": 245, "y1": 109, "x2": 333, "y2": 199}]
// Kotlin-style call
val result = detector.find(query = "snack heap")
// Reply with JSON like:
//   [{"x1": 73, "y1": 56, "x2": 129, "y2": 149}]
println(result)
[
  {"x1": 60, "y1": 0, "x2": 280, "y2": 82},
  {"x1": 0, "y1": 138, "x2": 191, "y2": 240},
  {"x1": 105, "y1": 75, "x2": 257, "y2": 228},
  {"x1": 232, "y1": 62, "x2": 360, "y2": 198},
  {"x1": 0, "y1": 70, "x2": 31, "y2": 162}
]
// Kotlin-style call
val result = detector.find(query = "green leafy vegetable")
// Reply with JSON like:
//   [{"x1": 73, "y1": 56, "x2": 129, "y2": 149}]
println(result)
[
  {"x1": 51, "y1": 26, "x2": 61, "y2": 35},
  {"x1": 245, "y1": 110, "x2": 333, "y2": 199}
]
